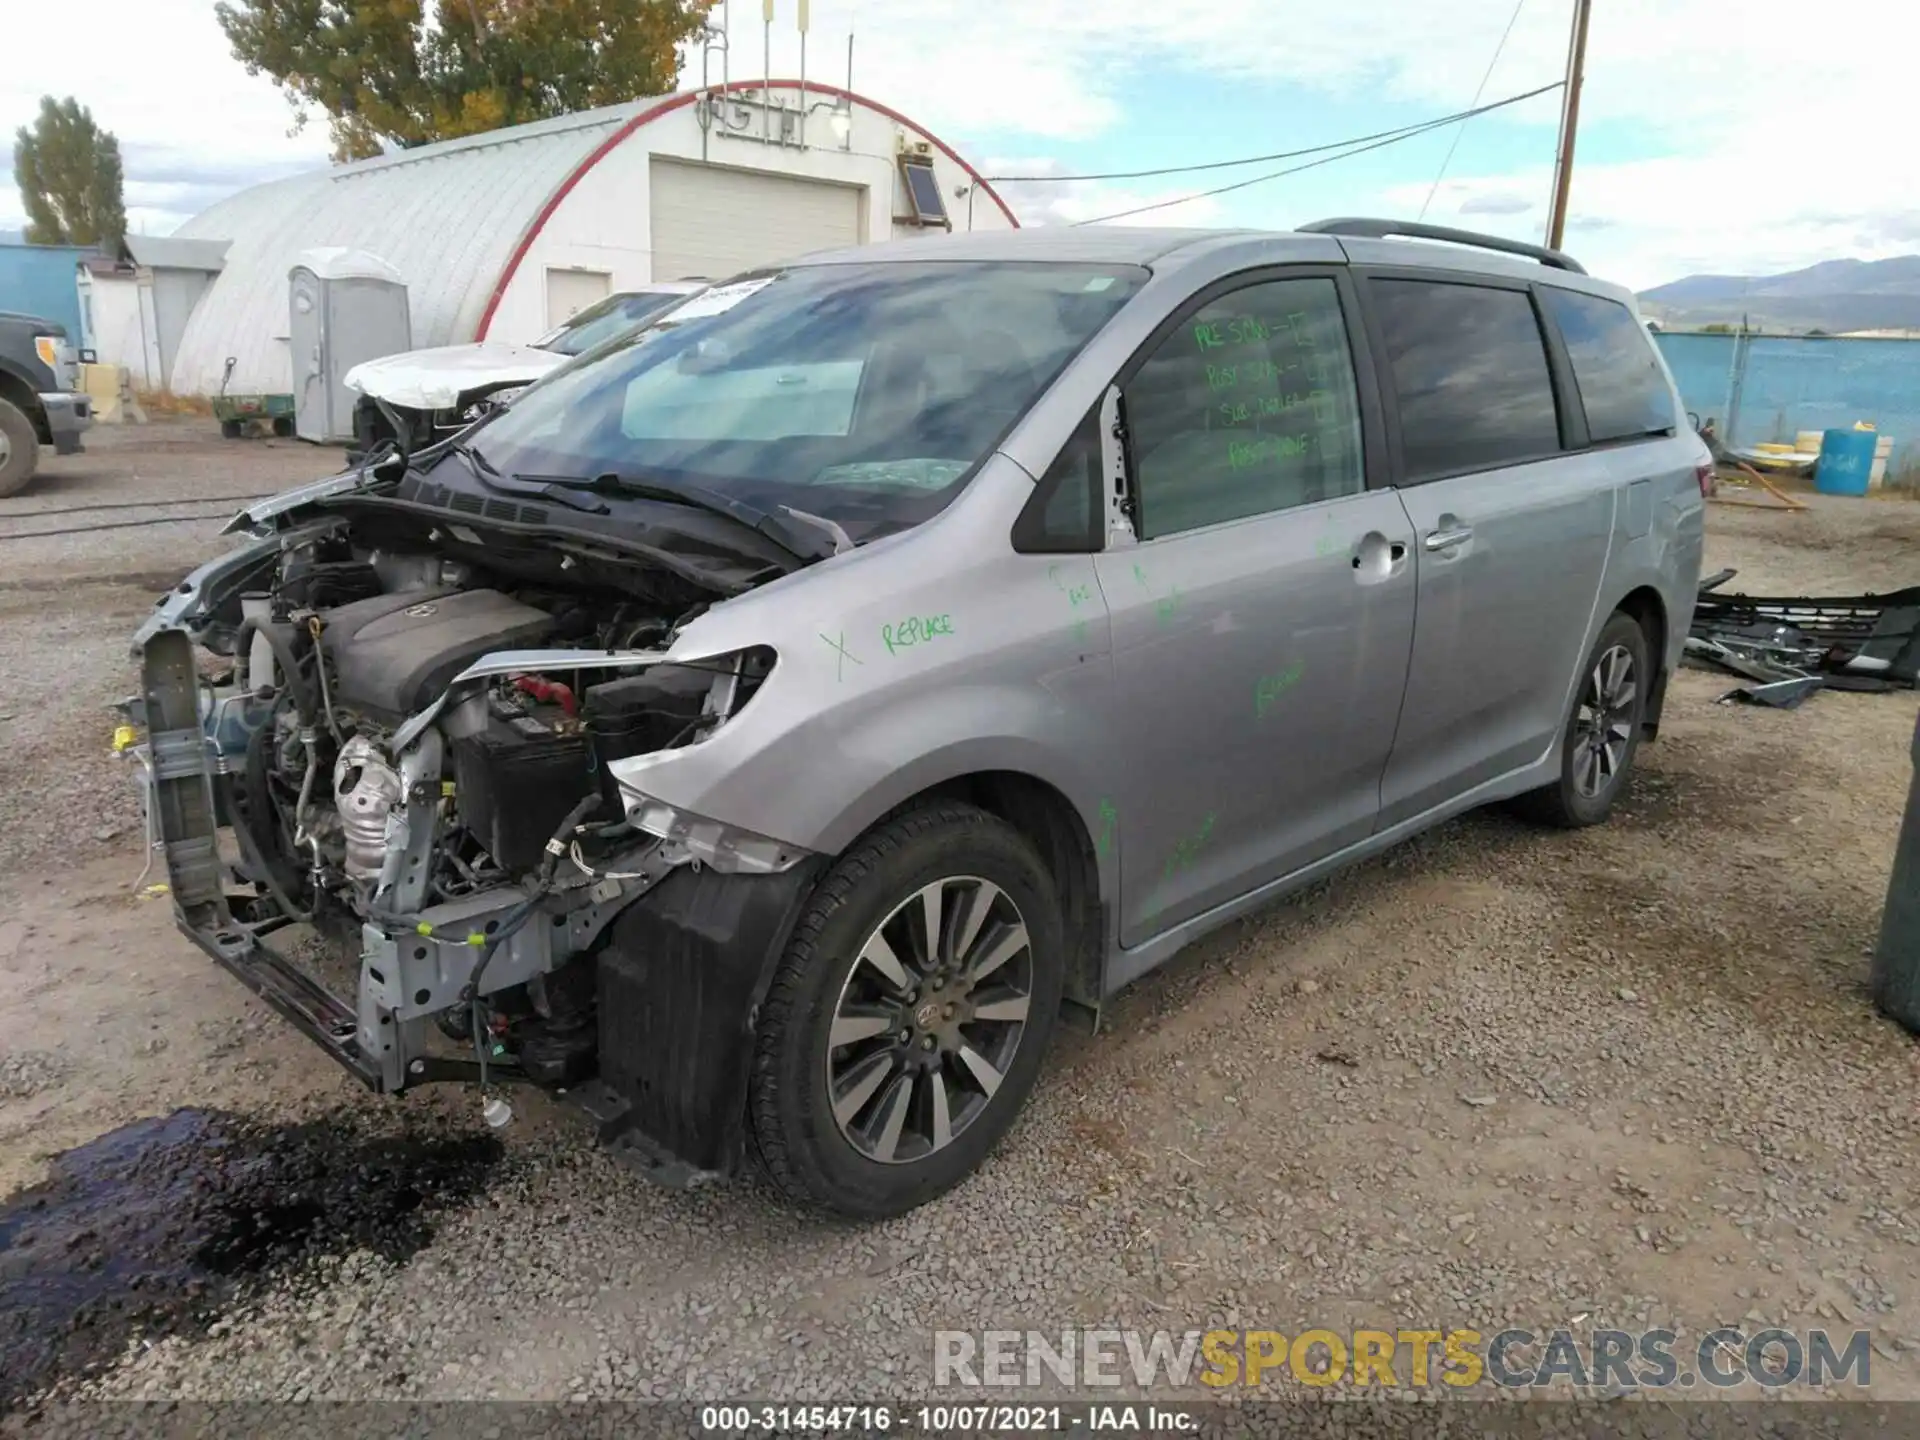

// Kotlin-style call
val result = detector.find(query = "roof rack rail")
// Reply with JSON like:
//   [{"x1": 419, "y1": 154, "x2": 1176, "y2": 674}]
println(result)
[{"x1": 1296, "y1": 217, "x2": 1587, "y2": 276}]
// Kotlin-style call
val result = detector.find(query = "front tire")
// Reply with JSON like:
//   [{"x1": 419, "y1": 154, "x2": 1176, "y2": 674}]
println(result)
[
  {"x1": 0, "y1": 398, "x2": 39, "y2": 497},
  {"x1": 748, "y1": 802, "x2": 1063, "y2": 1218},
  {"x1": 1512, "y1": 610, "x2": 1651, "y2": 828}
]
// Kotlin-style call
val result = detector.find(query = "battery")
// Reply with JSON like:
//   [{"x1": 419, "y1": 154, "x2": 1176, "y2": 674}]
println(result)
[{"x1": 450, "y1": 720, "x2": 598, "y2": 873}]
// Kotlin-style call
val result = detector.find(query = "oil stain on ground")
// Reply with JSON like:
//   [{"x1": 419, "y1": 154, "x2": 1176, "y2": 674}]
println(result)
[{"x1": 0, "y1": 1107, "x2": 501, "y2": 1408}]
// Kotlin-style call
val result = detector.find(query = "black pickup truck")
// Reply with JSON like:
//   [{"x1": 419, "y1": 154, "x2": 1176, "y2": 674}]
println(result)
[{"x1": 0, "y1": 310, "x2": 93, "y2": 495}]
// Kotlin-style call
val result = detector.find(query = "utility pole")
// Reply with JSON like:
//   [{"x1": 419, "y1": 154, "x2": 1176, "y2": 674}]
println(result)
[{"x1": 1544, "y1": 0, "x2": 1592, "y2": 252}]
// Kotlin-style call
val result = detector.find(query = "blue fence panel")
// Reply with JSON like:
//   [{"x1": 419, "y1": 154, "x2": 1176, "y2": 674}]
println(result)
[
  {"x1": 1653, "y1": 331, "x2": 1920, "y2": 481},
  {"x1": 0, "y1": 241, "x2": 90, "y2": 341}
]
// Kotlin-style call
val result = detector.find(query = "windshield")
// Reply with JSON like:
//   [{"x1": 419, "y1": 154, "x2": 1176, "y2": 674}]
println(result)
[
  {"x1": 541, "y1": 290, "x2": 694, "y2": 356},
  {"x1": 470, "y1": 261, "x2": 1147, "y2": 540}
]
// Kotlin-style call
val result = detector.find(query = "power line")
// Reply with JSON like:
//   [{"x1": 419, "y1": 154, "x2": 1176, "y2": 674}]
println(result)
[
  {"x1": 1419, "y1": 0, "x2": 1530, "y2": 221},
  {"x1": 1069, "y1": 81, "x2": 1563, "y2": 227},
  {"x1": 985, "y1": 91, "x2": 1544, "y2": 185}
]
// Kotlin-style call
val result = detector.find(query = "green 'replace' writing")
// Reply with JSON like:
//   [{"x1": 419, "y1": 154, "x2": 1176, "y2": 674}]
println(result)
[{"x1": 881, "y1": 613, "x2": 955, "y2": 655}]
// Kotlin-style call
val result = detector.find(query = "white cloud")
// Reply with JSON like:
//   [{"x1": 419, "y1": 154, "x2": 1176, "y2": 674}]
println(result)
[
  {"x1": 2, "y1": 0, "x2": 330, "y2": 233},
  {"x1": 971, "y1": 155, "x2": 1226, "y2": 229},
  {"x1": 6, "y1": 0, "x2": 1917, "y2": 280},
  {"x1": 745, "y1": 0, "x2": 1920, "y2": 282},
  {"x1": 1383, "y1": 136, "x2": 1920, "y2": 291}
]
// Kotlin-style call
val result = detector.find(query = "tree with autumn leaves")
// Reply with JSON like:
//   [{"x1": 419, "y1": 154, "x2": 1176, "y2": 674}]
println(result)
[{"x1": 215, "y1": 0, "x2": 718, "y2": 163}]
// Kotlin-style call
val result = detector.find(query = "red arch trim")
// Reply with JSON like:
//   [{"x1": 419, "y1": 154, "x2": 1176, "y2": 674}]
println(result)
[{"x1": 474, "y1": 81, "x2": 1019, "y2": 340}]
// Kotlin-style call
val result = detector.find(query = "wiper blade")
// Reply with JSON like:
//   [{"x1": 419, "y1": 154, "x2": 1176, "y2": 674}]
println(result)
[
  {"x1": 512, "y1": 471, "x2": 831, "y2": 563},
  {"x1": 447, "y1": 437, "x2": 499, "y2": 477},
  {"x1": 452, "y1": 446, "x2": 609, "y2": 515}
]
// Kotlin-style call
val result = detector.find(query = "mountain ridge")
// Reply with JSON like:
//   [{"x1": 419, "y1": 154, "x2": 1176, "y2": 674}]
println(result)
[{"x1": 1639, "y1": 255, "x2": 1920, "y2": 332}]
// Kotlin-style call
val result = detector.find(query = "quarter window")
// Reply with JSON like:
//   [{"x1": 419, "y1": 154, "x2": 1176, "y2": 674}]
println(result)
[
  {"x1": 1540, "y1": 287, "x2": 1675, "y2": 443},
  {"x1": 1014, "y1": 407, "x2": 1102, "y2": 552},
  {"x1": 1122, "y1": 276, "x2": 1365, "y2": 540},
  {"x1": 1370, "y1": 279, "x2": 1562, "y2": 482}
]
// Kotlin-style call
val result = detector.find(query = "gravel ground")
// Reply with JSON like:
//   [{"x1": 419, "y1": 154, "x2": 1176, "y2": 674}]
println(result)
[
  {"x1": 2, "y1": 430, "x2": 1918, "y2": 1415},
  {"x1": 0, "y1": 423, "x2": 340, "y2": 880}
]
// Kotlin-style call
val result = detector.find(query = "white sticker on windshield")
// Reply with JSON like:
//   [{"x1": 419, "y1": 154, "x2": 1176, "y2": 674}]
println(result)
[
  {"x1": 662, "y1": 276, "x2": 776, "y2": 322},
  {"x1": 1083, "y1": 276, "x2": 1117, "y2": 292}
]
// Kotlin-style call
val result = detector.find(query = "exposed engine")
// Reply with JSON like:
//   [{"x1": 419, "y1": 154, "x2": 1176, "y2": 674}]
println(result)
[{"x1": 211, "y1": 533, "x2": 769, "y2": 1088}]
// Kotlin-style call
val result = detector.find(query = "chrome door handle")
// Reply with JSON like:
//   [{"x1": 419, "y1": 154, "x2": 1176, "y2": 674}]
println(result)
[{"x1": 1424, "y1": 526, "x2": 1473, "y2": 552}]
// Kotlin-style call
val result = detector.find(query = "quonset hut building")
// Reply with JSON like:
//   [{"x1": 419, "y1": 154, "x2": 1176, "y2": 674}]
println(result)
[{"x1": 165, "y1": 81, "x2": 1019, "y2": 397}]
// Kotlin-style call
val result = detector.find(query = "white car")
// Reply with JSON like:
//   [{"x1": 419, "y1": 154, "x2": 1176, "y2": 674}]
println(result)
[{"x1": 344, "y1": 281, "x2": 707, "y2": 455}]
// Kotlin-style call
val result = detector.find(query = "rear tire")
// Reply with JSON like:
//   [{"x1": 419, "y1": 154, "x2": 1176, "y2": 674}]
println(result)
[
  {"x1": 748, "y1": 802, "x2": 1063, "y2": 1219},
  {"x1": 271, "y1": 416, "x2": 295, "y2": 438},
  {"x1": 1512, "y1": 610, "x2": 1651, "y2": 828},
  {"x1": 220, "y1": 419, "x2": 243, "y2": 440},
  {"x1": 0, "y1": 398, "x2": 39, "y2": 497}
]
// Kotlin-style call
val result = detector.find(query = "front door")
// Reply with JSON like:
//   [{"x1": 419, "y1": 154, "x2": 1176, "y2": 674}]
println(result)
[
  {"x1": 1362, "y1": 275, "x2": 1615, "y2": 828},
  {"x1": 1092, "y1": 271, "x2": 1418, "y2": 946}
]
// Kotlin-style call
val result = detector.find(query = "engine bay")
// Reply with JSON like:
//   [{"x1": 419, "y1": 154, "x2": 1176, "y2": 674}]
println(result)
[{"x1": 191, "y1": 526, "x2": 774, "y2": 1091}]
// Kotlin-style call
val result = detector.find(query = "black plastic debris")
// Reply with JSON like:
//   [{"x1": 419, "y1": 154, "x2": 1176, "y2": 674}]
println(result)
[{"x1": 1685, "y1": 570, "x2": 1920, "y2": 707}]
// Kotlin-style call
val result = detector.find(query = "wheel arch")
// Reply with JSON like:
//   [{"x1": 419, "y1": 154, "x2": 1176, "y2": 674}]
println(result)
[
  {"x1": 1613, "y1": 584, "x2": 1670, "y2": 741},
  {"x1": 865, "y1": 770, "x2": 1106, "y2": 1014},
  {"x1": 0, "y1": 365, "x2": 47, "y2": 442}
]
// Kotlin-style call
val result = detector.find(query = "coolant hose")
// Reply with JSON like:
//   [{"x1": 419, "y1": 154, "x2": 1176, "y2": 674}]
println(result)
[{"x1": 233, "y1": 618, "x2": 321, "y2": 727}]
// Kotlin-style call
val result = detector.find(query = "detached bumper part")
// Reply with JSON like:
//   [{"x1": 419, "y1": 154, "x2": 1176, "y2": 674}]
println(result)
[
  {"x1": 39, "y1": 391, "x2": 91, "y2": 454},
  {"x1": 574, "y1": 857, "x2": 825, "y2": 1186}
]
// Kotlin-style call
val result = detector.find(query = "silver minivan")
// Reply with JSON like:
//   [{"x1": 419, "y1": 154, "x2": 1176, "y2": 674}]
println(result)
[{"x1": 132, "y1": 220, "x2": 1708, "y2": 1218}]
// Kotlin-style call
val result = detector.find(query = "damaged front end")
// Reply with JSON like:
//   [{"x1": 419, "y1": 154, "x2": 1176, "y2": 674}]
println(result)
[{"x1": 127, "y1": 489, "x2": 823, "y2": 1187}]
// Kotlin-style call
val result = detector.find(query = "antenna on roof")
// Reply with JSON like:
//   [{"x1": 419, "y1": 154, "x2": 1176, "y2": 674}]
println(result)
[
  {"x1": 798, "y1": 0, "x2": 809, "y2": 144},
  {"x1": 762, "y1": 0, "x2": 773, "y2": 141}
]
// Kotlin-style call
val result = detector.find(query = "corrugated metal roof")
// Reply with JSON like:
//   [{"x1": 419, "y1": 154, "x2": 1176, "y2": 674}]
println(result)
[
  {"x1": 168, "y1": 99, "x2": 667, "y2": 395},
  {"x1": 122, "y1": 233, "x2": 229, "y2": 272}
]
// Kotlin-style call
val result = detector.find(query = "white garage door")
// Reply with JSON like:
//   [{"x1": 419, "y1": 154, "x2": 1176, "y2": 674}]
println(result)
[{"x1": 650, "y1": 158, "x2": 863, "y2": 282}]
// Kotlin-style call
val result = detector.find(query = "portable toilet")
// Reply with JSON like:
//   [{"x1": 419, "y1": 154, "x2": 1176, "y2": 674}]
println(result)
[{"x1": 289, "y1": 248, "x2": 411, "y2": 444}]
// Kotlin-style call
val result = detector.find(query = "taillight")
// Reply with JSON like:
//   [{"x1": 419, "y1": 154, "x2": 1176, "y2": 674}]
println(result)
[{"x1": 1695, "y1": 462, "x2": 1716, "y2": 499}]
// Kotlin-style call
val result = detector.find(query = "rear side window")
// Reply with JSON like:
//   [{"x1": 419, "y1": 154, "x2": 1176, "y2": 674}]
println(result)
[
  {"x1": 1371, "y1": 279, "x2": 1561, "y2": 482},
  {"x1": 1540, "y1": 288, "x2": 1675, "y2": 443}
]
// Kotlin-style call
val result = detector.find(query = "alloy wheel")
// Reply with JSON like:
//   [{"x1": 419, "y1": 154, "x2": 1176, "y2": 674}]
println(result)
[
  {"x1": 1573, "y1": 643, "x2": 1636, "y2": 799},
  {"x1": 825, "y1": 875, "x2": 1034, "y2": 1165}
]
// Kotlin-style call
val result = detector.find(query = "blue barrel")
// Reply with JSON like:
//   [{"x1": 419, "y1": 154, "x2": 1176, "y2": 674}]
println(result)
[{"x1": 1816, "y1": 428, "x2": 1877, "y2": 495}]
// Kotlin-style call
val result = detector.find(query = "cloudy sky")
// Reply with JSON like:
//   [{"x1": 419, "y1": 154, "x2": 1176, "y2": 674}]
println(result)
[{"x1": 6, "y1": 0, "x2": 1918, "y2": 290}]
